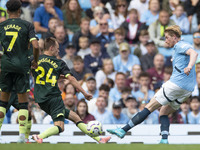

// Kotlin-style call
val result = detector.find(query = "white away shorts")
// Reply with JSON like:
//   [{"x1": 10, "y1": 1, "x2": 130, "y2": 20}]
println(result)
[{"x1": 154, "y1": 81, "x2": 192, "y2": 110}]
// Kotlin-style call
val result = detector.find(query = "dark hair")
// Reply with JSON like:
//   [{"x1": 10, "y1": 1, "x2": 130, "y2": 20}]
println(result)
[
  {"x1": 107, "y1": 78, "x2": 114, "y2": 88},
  {"x1": 190, "y1": 96, "x2": 200, "y2": 103},
  {"x1": 193, "y1": 31, "x2": 200, "y2": 36},
  {"x1": 99, "y1": 84, "x2": 110, "y2": 92},
  {"x1": 6, "y1": 0, "x2": 22, "y2": 12},
  {"x1": 44, "y1": 37, "x2": 57, "y2": 51},
  {"x1": 116, "y1": 72, "x2": 126, "y2": 78},
  {"x1": 121, "y1": 87, "x2": 132, "y2": 93},
  {"x1": 76, "y1": 99, "x2": 89, "y2": 116},
  {"x1": 114, "y1": 27, "x2": 125, "y2": 36},
  {"x1": 115, "y1": 0, "x2": 128, "y2": 18},
  {"x1": 164, "y1": 67, "x2": 173, "y2": 75},
  {"x1": 139, "y1": 30, "x2": 149, "y2": 36},
  {"x1": 138, "y1": 72, "x2": 150, "y2": 79},
  {"x1": 64, "y1": 83, "x2": 76, "y2": 95}
]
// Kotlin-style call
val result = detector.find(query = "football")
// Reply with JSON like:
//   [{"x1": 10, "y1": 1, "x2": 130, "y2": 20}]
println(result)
[{"x1": 87, "y1": 121, "x2": 103, "y2": 137}]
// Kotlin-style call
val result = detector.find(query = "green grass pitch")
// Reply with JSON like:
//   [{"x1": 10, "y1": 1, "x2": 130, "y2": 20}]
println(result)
[{"x1": 0, "y1": 144, "x2": 200, "y2": 150}]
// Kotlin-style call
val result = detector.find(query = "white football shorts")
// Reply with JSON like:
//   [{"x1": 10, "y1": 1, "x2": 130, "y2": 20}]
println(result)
[{"x1": 154, "y1": 81, "x2": 192, "y2": 110}]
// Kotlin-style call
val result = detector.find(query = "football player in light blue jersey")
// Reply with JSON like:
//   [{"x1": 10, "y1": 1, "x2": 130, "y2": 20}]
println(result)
[{"x1": 107, "y1": 25, "x2": 198, "y2": 144}]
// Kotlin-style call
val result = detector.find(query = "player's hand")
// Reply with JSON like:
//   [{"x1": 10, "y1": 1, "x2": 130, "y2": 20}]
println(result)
[
  {"x1": 31, "y1": 60, "x2": 38, "y2": 69},
  {"x1": 84, "y1": 93, "x2": 93, "y2": 101},
  {"x1": 184, "y1": 66, "x2": 192, "y2": 76}
]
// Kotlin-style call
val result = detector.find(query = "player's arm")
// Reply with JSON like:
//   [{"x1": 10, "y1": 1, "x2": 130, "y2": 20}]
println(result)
[
  {"x1": 66, "y1": 75, "x2": 93, "y2": 100},
  {"x1": 29, "y1": 23, "x2": 40, "y2": 69},
  {"x1": 60, "y1": 61, "x2": 93, "y2": 100},
  {"x1": 184, "y1": 48, "x2": 198, "y2": 75}
]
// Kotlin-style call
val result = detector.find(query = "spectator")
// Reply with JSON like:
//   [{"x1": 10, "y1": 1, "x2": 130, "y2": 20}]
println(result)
[
  {"x1": 72, "y1": 17, "x2": 94, "y2": 51},
  {"x1": 107, "y1": 28, "x2": 126, "y2": 58},
  {"x1": 104, "y1": 101, "x2": 129, "y2": 124},
  {"x1": 95, "y1": 58, "x2": 116, "y2": 89},
  {"x1": 64, "y1": 93, "x2": 77, "y2": 111},
  {"x1": 126, "y1": 64, "x2": 141, "y2": 92},
  {"x1": 139, "y1": 100, "x2": 159, "y2": 124},
  {"x1": 62, "y1": 83, "x2": 77, "y2": 101},
  {"x1": 71, "y1": 56, "x2": 92, "y2": 82},
  {"x1": 76, "y1": 99, "x2": 95, "y2": 124},
  {"x1": 84, "y1": 38, "x2": 109, "y2": 75},
  {"x1": 162, "y1": 0, "x2": 180, "y2": 16},
  {"x1": 170, "y1": 4, "x2": 190, "y2": 34},
  {"x1": 128, "y1": 0, "x2": 149, "y2": 19},
  {"x1": 133, "y1": 30, "x2": 150, "y2": 58},
  {"x1": 90, "y1": 6, "x2": 114, "y2": 36},
  {"x1": 113, "y1": 42, "x2": 140, "y2": 76},
  {"x1": 62, "y1": 0, "x2": 86, "y2": 33},
  {"x1": 140, "y1": 40, "x2": 157, "y2": 71},
  {"x1": 77, "y1": 36, "x2": 91, "y2": 59},
  {"x1": 132, "y1": 72, "x2": 155, "y2": 102},
  {"x1": 192, "y1": 71, "x2": 200, "y2": 98},
  {"x1": 77, "y1": 76, "x2": 99, "y2": 100},
  {"x1": 97, "y1": 18, "x2": 115, "y2": 50},
  {"x1": 147, "y1": 53, "x2": 165, "y2": 87},
  {"x1": 92, "y1": 96, "x2": 111, "y2": 124},
  {"x1": 20, "y1": 0, "x2": 40, "y2": 23},
  {"x1": 140, "y1": 0, "x2": 160, "y2": 26},
  {"x1": 62, "y1": 42, "x2": 76, "y2": 69},
  {"x1": 188, "y1": 96, "x2": 200, "y2": 124},
  {"x1": 168, "y1": 111, "x2": 184, "y2": 124},
  {"x1": 148, "y1": 10, "x2": 176, "y2": 47},
  {"x1": 54, "y1": 25, "x2": 69, "y2": 58},
  {"x1": 193, "y1": 31, "x2": 200, "y2": 58},
  {"x1": 109, "y1": 72, "x2": 126, "y2": 102},
  {"x1": 184, "y1": 0, "x2": 200, "y2": 31},
  {"x1": 110, "y1": 0, "x2": 128, "y2": 29},
  {"x1": 122, "y1": 96, "x2": 138, "y2": 119},
  {"x1": 88, "y1": 84, "x2": 111, "y2": 113},
  {"x1": 86, "y1": 0, "x2": 109, "y2": 19},
  {"x1": 33, "y1": 0, "x2": 63, "y2": 33},
  {"x1": 42, "y1": 17, "x2": 59, "y2": 39},
  {"x1": 121, "y1": 8, "x2": 147, "y2": 45},
  {"x1": 106, "y1": 78, "x2": 115, "y2": 89},
  {"x1": 118, "y1": 87, "x2": 132, "y2": 108},
  {"x1": 163, "y1": 66, "x2": 173, "y2": 83},
  {"x1": 179, "y1": 101, "x2": 190, "y2": 124}
]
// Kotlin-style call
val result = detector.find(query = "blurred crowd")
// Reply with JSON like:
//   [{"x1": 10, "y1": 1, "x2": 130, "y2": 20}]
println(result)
[{"x1": 1, "y1": 0, "x2": 200, "y2": 125}]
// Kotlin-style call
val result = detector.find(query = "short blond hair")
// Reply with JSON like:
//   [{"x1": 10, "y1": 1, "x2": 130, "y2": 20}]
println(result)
[{"x1": 164, "y1": 25, "x2": 182, "y2": 38}]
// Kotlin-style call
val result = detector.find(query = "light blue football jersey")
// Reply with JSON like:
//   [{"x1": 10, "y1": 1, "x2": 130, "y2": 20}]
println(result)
[{"x1": 170, "y1": 40, "x2": 196, "y2": 92}]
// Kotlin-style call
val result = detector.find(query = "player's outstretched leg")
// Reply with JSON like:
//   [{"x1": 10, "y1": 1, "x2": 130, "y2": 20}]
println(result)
[
  {"x1": 67, "y1": 109, "x2": 111, "y2": 143},
  {"x1": 107, "y1": 108, "x2": 151, "y2": 138},
  {"x1": 160, "y1": 115, "x2": 169, "y2": 144},
  {"x1": 107, "y1": 98, "x2": 161, "y2": 139},
  {"x1": 32, "y1": 120, "x2": 63, "y2": 144},
  {"x1": 0, "y1": 100, "x2": 7, "y2": 143}
]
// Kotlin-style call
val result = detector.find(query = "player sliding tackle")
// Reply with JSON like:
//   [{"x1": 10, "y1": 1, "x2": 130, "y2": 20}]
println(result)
[
  {"x1": 31, "y1": 37, "x2": 111, "y2": 143},
  {"x1": 107, "y1": 25, "x2": 198, "y2": 144}
]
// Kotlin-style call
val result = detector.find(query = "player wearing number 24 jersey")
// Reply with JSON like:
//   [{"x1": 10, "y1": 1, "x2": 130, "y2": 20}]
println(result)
[{"x1": 31, "y1": 37, "x2": 111, "y2": 144}]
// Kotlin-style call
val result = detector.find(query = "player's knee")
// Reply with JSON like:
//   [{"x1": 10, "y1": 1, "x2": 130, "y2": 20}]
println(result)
[
  {"x1": 56, "y1": 125, "x2": 64, "y2": 133},
  {"x1": 0, "y1": 112, "x2": 5, "y2": 118},
  {"x1": 19, "y1": 102, "x2": 28, "y2": 110},
  {"x1": 19, "y1": 115, "x2": 26, "y2": 121}
]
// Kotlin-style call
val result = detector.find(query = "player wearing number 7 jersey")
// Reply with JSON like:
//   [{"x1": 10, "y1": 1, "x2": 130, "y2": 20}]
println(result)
[
  {"x1": 0, "y1": 0, "x2": 39, "y2": 143},
  {"x1": 31, "y1": 37, "x2": 111, "y2": 144}
]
